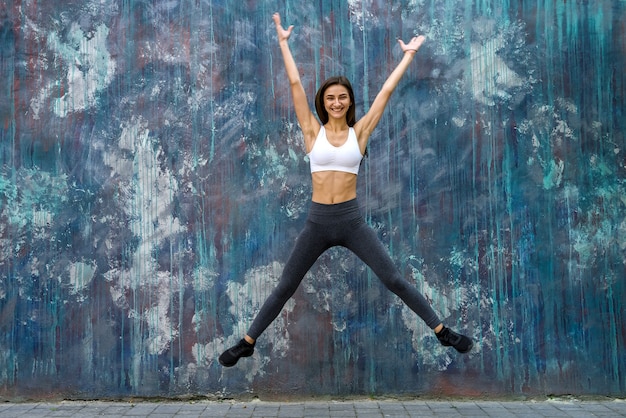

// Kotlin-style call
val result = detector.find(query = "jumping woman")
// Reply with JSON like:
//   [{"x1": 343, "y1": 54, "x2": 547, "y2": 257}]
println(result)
[{"x1": 219, "y1": 13, "x2": 473, "y2": 367}]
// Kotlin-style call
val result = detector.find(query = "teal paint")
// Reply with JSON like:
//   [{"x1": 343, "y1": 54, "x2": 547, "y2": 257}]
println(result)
[{"x1": 0, "y1": 0, "x2": 625, "y2": 399}]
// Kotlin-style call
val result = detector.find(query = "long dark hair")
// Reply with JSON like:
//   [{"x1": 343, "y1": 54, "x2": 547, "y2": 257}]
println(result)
[{"x1": 314, "y1": 76, "x2": 356, "y2": 126}]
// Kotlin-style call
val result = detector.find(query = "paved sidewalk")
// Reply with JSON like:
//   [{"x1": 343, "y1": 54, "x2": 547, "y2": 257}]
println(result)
[{"x1": 0, "y1": 398, "x2": 625, "y2": 417}]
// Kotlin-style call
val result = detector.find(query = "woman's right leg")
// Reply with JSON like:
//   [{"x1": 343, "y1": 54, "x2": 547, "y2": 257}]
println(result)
[
  {"x1": 246, "y1": 221, "x2": 329, "y2": 340},
  {"x1": 219, "y1": 221, "x2": 329, "y2": 367}
]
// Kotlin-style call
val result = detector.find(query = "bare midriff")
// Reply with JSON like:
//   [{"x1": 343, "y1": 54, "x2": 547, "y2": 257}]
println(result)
[{"x1": 311, "y1": 171, "x2": 358, "y2": 204}]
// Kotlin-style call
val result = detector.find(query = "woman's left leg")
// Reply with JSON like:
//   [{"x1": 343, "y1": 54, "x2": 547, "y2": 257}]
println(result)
[
  {"x1": 343, "y1": 217, "x2": 473, "y2": 352},
  {"x1": 343, "y1": 217, "x2": 442, "y2": 329}
]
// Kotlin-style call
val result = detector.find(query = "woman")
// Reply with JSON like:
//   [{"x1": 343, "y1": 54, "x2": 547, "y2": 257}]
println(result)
[{"x1": 219, "y1": 13, "x2": 472, "y2": 367}]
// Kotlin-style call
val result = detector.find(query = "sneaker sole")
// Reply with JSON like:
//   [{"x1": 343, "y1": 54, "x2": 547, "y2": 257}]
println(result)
[
  {"x1": 218, "y1": 351, "x2": 253, "y2": 367},
  {"x1": 219, "y1": 358, "x2": 237, "y2": 367}
]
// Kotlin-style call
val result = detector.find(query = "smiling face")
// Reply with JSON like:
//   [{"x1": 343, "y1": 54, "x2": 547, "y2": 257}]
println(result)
[
  {"x1": 315, "y1": 76, "x2": 356, "y2": 126},
  {"x1": 323, "y1": 84, "x2": 352, "y2": 121}
]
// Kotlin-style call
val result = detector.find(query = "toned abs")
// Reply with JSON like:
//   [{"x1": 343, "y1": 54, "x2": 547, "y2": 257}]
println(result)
[{"x1": 311, "y1": 171, "x2": 358, "y2": 204}]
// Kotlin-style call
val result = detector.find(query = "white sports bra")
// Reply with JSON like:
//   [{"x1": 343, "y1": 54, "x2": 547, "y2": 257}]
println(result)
[{"x1": 308, "y1": 126, "x2": 363, "y2": 175}]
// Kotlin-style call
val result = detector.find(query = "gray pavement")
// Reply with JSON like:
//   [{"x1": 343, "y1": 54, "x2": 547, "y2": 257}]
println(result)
[{"x1": 0, "y1": 398, "x2": 625, "y2": 417}]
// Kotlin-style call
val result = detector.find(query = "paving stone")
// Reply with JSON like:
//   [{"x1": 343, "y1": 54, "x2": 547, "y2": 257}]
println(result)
[{"x1": 0, "y1": 399, "x2": 623, "y2": 417}]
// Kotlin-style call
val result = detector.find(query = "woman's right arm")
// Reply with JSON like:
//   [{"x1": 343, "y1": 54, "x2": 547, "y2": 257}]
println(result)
[{"x1": 273, "y1": 13, "x2": 319, "y2": 150}]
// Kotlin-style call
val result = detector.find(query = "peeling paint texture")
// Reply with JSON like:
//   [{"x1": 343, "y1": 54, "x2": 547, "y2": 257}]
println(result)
[{"x1": 0, "y1": 0, "x2": 625, "y2": 400}]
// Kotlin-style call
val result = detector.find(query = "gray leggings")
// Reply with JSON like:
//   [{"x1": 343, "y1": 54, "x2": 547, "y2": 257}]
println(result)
[{"x1": 247, "y1": 199, "x2": 441, "y2": 340}]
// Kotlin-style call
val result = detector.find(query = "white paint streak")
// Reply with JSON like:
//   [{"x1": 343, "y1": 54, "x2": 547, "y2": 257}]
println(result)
[
  {"x1": 68, "y1": 261, "x2": 96, "y2": 295},
  {"x1": 39, "y1": 23, "x2": 116, "y2": 118},
  {"x1": 469, "y1": 37, "x2": 524, "y2": 106},
  {"x1": 347, "y1": 0, "x2": 378, "y2": 31},
  {"x1": 102, "y1": 116, "x2": 187, "y2": 358},
  {"x1": 144, "y1": 272, "x2": 180, "y2": 355}
]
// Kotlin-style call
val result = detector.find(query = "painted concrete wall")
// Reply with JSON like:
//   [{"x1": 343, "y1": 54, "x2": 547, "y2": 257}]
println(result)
[{"x1": 0, "y1": 0, "x2": 624, "y2": 400}]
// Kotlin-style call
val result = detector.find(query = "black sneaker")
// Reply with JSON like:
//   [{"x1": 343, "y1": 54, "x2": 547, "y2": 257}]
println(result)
[
  {"x1": 436, "y1": 327, "x2": 473, "y2": 353},
  {"x1": 219, "y1": 339, "x2": 255, "y2": 367}
]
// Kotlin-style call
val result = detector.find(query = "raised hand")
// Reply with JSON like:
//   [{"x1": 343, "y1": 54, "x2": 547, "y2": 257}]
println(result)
[
  {"x1": 398, "y1": 35, "x2": 426, "y2": 54},
  {"x1": 273, "y1": 12, "x2": 294, "y2": 42}
]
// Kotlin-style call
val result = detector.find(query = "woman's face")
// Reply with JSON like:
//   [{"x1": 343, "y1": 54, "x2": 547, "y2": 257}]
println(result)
[{"x1": 323, "y1": 84, "x2": 352, "y2": 121}]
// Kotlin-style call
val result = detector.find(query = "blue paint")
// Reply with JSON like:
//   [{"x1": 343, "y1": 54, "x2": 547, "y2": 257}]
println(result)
[{"x1": 0, "y1": 0, "x2": 625, "y2": 400}]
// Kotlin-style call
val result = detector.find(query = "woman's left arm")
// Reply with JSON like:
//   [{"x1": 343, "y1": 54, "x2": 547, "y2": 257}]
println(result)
[{"x1": 355, "y1": 36, "x2": 425, "y2": 147}]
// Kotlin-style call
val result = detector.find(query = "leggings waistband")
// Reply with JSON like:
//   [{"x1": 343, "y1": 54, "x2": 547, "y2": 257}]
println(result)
[{"x1": 307, "y1": 198, "x2": 362, "y2": 224}]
